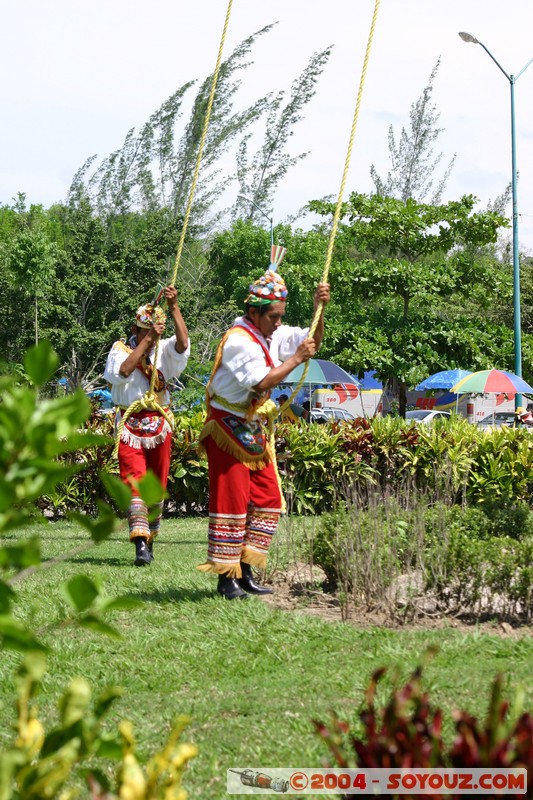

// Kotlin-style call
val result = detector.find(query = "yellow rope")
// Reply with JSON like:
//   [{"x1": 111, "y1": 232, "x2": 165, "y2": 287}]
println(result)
[
  {"x1": 280, "y1": 0, "x2": 381, "y2": 418},
  {"x1": 112, "y1": 0, "x2": 234, "y2": 460},
  {"x1": 170, "y1": 0, "x2": 234, "y2": 287},
  {"x1": 311, "y1": 0, "x2": 381, "y2": 333}
]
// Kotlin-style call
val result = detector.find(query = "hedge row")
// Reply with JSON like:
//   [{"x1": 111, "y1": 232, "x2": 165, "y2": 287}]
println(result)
[{"x1": 43, "y1": 412, "x2": 533, "y2": 518}]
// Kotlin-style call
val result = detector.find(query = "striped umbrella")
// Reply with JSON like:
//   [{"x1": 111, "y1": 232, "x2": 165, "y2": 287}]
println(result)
[{"x1": 450, "y1": 369, "x2": 533, "y2": 395}]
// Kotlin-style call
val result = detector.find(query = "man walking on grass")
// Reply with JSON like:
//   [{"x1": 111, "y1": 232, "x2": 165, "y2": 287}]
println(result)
[{"x1": 104, "y1": 285, "x2": 189, "y2": 566}]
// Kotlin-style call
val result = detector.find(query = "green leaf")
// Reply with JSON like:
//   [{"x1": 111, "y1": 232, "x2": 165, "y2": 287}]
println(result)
[
  {"x1": 79, "y1": 614, "x2": 121, "y2": 639},
  {"x1": 98, "y1": 596, "x2": 142, "y2": 613},
  {"x1": 68, "y1": 502, "x2": 118, "y2": 543},
  {"x1": 0, "y1": 537, "x2": 41, "y2": 570},
  {"x1": 0, "y1": 615, "x2": 47, "y2": 652},
  {"x1": 93, "y1": 686, "x2": 123, "y2": 718},
  {"x1": 137, "y1": 470, "x2": 166, "y2": 506},
  {"x1": 23, "y1": 341, "x2": 59, "y2": 386},
  {"x1": 0, "y1": 581, "x2": 15, "y2": 614},
  {"x1": 58, "y1": 677, "x2": 91, "y2": 726},
  {"x1": 62, "y1": 575, "x2": 100, "y2": 613},
  {"x1": 100, "y1": 472, "x2": 132, "y2": 512},
  {"x1": 93, "y1": 738, "x2": 124, "y2": 761},
  {"x1": 0, "y1": 476, "x2": 16, "y2": 514},
  {"x1": 17, "y1": 651, "x2": 48, "y2": 682}
]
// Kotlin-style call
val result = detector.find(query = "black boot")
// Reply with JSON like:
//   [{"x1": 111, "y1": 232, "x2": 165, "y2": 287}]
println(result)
[
  {"x1": 147, "y1": 539, "x2": 154, "y2": 562},
  {"x1": 217, "y1": 575, "x2": 249, "y2": 600},
  {"x1": 133, "y1": 537, "x2": 151, "y2": 567},
  {"x1": 238, "y1": 563, "x2": 273, "y2": 595}
]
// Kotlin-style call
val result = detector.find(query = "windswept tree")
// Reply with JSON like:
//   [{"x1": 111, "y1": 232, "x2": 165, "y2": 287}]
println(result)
[
  {"x1": 68, "y1": 26, "x2": 330, "y2": 237},
  {"x1": 7, "y1": 201, "x2": 59, "y2": 348},
  {"x1": 235, "y1": 46, "x2": 332, "y2": 221},
  {"x1": 370, "y1": 59, "x2": 456, "y2": 205},
  {"x1": 68, "y1": 26, "x2": 275, "y2": 225}
]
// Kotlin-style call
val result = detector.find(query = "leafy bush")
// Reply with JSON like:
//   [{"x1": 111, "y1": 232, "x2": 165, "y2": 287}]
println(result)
[
  {"x1": 30, "y1": 411, "x2": 533, "y2": 526},
  {"x1": 167, "y1": 411, "x2": 209, "y2": 515},
  {"x1": 311, "y1": 499, "x2": 425, "y2": 609},
  {"x1": 312, "y1": 498, "x2": 533, "y2": 620},
  {"x1": 0, "y1": 342, "x2": 197, "y2": 798},
  {"x1": 276, "y1": 421, "x2": 376, "y2": 514}
]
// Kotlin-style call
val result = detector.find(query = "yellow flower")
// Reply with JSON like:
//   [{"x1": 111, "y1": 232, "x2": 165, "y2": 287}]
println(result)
[
  {"x1": 16, "y1": 717, "x2": 45, "y2": 757},
  {"x1": 119, "y1": 754, "x2": 146, "y2": 800}
]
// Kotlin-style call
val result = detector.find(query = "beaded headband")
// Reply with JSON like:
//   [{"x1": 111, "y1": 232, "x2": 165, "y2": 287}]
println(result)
[{"x1": 135, "y1": 303, "x2": 166, "y2": 329}]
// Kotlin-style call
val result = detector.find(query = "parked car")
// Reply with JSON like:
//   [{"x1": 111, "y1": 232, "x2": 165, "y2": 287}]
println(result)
[
  {"x1": 405, "y1": 409, "x2": 451, "y2": 425},
  {"x1": 477, "y1": 411, "x2": 516, "y2": 428},
  {"x1": 309, "y1": 409, "x2": 329, "y2": 424},
  {"x1": 320, "y1": 407, "x2": 356, "y2": 422}
]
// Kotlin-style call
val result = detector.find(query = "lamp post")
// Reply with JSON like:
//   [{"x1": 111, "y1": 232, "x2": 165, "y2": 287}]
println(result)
[
  {"x1": 237, "y1": 194, "x2": 274, "y2": 248},
  {"x1": 459, "y1": 32, "x2": 533, "y2": 408}
]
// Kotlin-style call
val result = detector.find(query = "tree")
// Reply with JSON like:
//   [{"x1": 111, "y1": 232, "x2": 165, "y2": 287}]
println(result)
[
  {"x1": 370, "y1": 59, "x2": 456, "y2": 205},
  {"x1": 68, "y1": 27, "x2": 275, "y2": 225},
  {"x1": 67, "y1": 26, "x2": 329, "y2": 239},
  {"x1": 235, "y1": 46, "x2": 332, "y2": 220},
  {"x1": 309, "y1": 193, "x2": 511, "y2": 416},
  {"x1": 207, "y1": 219, "x2": 329, "y2": 324},
  {"x1": 6, "y1": 202, "x2": 59, "y2": 347}
]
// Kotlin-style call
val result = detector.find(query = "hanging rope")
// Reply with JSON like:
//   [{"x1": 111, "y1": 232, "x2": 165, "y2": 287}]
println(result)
[
  {"x1": 271, "y1": 0, "x2": 382, "y2": 505},
  {"x1": 112, "y1": 0, "x2": 234, "y2": 460},
  {"x1": 169, "y1": 0, "x2": 234, "y2": 287},
  {"x1": 279, "y1": 0, "x2": 381, "y2": 415}
]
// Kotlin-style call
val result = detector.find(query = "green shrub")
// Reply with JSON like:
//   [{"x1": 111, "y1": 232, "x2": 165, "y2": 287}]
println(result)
[
  {"x1": 312, "y1": 498, "x2": 533, "y2": 620},
  {"x1": 31, "y1": 411, "x2": 533, "y2": 524},
  {"x1": 311, "y1": 499, "x2": 424, "y2": 609},
  {"x1": 167, "y1": 411, "x2": 208, "y2": 515},
  {"x1": 0, "y1": 343, "x2": 197, "y2": 799}
]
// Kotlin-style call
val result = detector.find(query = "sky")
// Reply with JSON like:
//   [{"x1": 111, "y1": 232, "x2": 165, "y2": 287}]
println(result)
[{"x1": 1, "y1": 0, "x2": 533, "y2": 252}]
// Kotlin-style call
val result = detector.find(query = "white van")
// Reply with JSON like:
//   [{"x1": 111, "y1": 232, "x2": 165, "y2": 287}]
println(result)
[{"x1": 312, "y1": 384, "x2": 382, "y2": 419}]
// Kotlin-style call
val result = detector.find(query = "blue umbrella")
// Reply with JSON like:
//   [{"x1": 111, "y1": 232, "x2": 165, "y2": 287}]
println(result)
[
  {"x1": 359, "y1": 370, "x2": 382, "y2": 390},
  {"x1": 415, "y1": 369, "x2": 472, "y2": 391},
  {"x1": 283, "y1": 359, "x2": 359, "y2": 386}
]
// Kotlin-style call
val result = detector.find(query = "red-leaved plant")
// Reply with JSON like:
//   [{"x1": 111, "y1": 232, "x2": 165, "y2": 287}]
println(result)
[{"x1": 314, "y1": 667, "x2": 532, "y2": 799}]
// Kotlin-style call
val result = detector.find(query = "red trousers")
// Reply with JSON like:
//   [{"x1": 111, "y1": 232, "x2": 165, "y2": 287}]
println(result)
[
  {"x1": 199, "y1": 435, "x2": 282, "y2": 576},
  {"x1": 118, "y1": 434, "x2": 171, "y2": 542},
  {"x1": 118, "y1": 434, "x2": 172, "y2": 493}
]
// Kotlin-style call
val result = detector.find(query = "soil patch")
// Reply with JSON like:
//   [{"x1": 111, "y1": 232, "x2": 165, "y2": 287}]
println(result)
[{"x1": 263, "y1": 562, "x2": 532, "y2": 639}]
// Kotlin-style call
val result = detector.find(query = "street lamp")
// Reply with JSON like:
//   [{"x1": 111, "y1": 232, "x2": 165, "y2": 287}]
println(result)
[
  {"x1": 459, "y1": 32, "x2": 533, "y2": 408},
  {"x1": 237, "y1": 194, "x2": 274, "y2": 248}
]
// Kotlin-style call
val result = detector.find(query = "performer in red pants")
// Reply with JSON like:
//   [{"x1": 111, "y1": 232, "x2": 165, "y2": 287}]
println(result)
[
  {"x1": 197, "y1": 247, "x2": 330, "y2": 598},
  {"x1": 104, "y1": 286, "x2": 189, "y2": 566}
]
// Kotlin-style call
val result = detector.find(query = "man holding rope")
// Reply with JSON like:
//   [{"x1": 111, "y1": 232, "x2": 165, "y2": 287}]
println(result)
[
  {"x1": 197, "y1": 249, "x2": 330, "y2": 599},
  {"x1": 104, "y1": 286, "x2": 189, "y2": 566}
]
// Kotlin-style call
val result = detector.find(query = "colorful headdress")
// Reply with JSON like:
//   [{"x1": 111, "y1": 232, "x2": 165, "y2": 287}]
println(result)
[
  {"x1": 245, "y1": 245, "x2": 288, "y2": 306},
  {"x1": 135, "y1": 303, "x2": 166, "y2": 329}
]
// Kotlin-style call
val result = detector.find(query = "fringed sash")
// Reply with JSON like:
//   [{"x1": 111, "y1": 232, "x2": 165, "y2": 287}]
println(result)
[
  {"x1": 117, "y1": 409, "x2": 172, "y2": 450},
  {"x1": 199, "y1": 407, "x2": 272, "y2": 470}
]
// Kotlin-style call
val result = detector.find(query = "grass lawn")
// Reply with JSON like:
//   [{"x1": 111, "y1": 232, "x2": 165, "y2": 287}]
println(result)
[{"x1": 1, "y1": 517, "x2": 532, "y2": 798}]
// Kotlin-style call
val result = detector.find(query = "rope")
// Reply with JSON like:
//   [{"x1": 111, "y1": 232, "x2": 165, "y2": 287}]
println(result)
[
  {"x1": 280, "y1": 0, "x2": 381, "y2": 415},
  {"x1": 112, "y1": 0, "x2": 234, "y2": 460},
  {"x1": 170, "y1": 0, "x2": 234, "y2": 287},
  {"x1": 273, "y1": 0, "x2": 381, "y2": 502}
]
